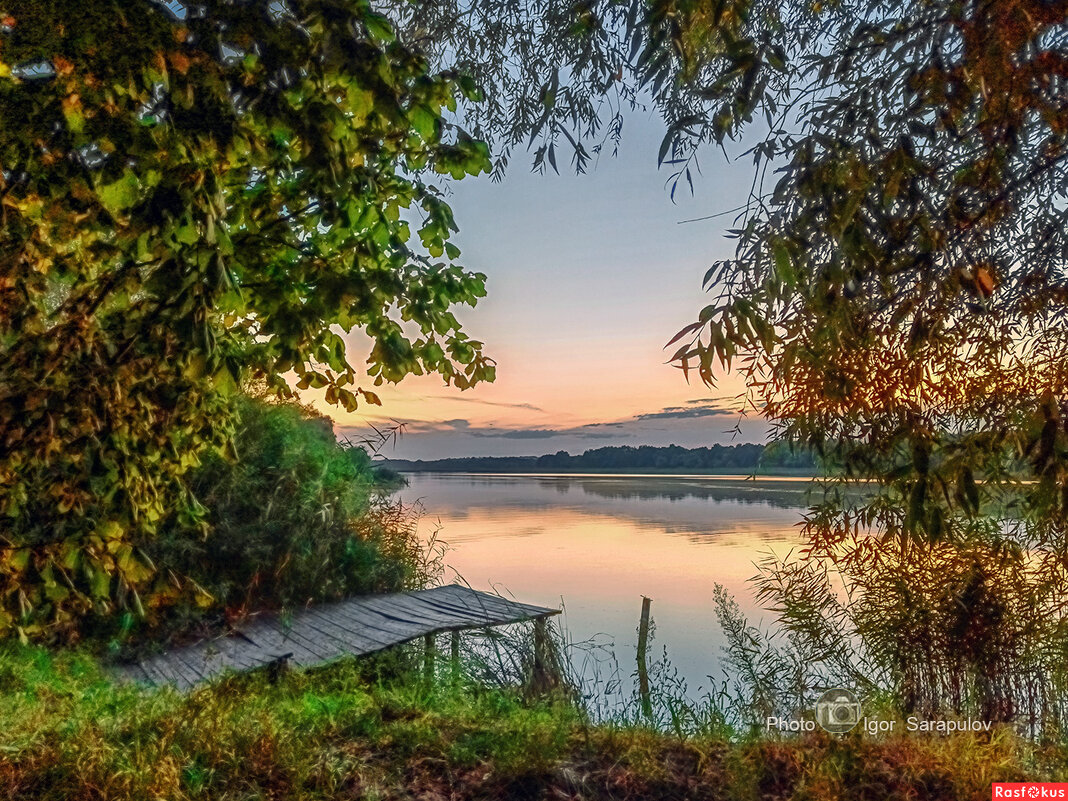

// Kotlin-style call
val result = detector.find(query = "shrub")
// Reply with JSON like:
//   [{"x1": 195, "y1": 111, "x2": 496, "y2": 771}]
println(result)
[{"x1": 130, "y1": 393, "x2": 428, "y2": 646}]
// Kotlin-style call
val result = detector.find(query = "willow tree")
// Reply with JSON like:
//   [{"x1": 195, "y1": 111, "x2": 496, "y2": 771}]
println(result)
[
  {"x1": 0, "y1": 0, "x2": 493, "y2": 638},
  {"x1": 646, "y1": 1, "x2": 1068, "y2": 721}
]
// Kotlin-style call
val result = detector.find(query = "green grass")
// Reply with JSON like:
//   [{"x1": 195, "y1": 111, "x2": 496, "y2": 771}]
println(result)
[{"x1": 1, "y1": 644, "x2": 1066, "y2": 800}]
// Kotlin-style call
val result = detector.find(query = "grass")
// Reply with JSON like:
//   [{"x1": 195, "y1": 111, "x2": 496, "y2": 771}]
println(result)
[{"x1": 1, "y1": 643, "x2": 1066, "y2": 800}]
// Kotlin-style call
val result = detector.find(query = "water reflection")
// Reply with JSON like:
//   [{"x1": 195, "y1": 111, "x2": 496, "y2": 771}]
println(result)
[
  {"x1": 453, "y1": 473, "x2": 813, "y2": 507},
  {"x1": 398, "y1": 472, "x2": 807, "y2": 705}
]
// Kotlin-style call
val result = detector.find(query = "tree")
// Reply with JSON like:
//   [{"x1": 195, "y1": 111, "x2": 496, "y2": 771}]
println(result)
[
  {"x1": 0, "y1": 0, "x2": 493, "y2": 638},
  {"x1": 656, "y1": 0, "x2": 1068, "y2": 540},
  {"x1": 646, "y1": 0, "x2": 1068, "y2": 720},
  {"x1": 381, "y1": 0, "x2": 643, "y2": 179}
]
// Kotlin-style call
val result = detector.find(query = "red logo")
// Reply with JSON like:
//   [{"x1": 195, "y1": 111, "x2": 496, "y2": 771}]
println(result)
[{"x1": 993, "y1": 784, "x2": 1068, "y2": 799}]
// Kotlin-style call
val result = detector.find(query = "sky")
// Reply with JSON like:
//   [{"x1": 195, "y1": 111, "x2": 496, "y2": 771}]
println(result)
[{"x1": 321, "y1": 111, "x2": 774, "y2": 460}]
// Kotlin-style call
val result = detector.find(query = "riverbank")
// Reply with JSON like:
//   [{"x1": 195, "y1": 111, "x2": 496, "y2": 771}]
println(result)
[
  {"x1": 391, "y1": 467, "x2": 821, "y2": 477},
  {"x1": 0, "y1": 645, "x2": 1059, "y2": 800}
]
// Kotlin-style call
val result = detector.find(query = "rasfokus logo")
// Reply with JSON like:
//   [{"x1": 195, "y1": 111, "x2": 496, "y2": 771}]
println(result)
[{"x1": 992, "y1": 784, "x2": 1068, "y2": 799}]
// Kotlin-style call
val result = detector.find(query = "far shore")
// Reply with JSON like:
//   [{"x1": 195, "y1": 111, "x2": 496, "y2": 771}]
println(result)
[{"x1": 391, "y1": 466, "x2": 823, "y2": 478}]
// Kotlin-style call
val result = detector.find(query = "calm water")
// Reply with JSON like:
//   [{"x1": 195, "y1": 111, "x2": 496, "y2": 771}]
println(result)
[{"x1": 399, "y1": 472, "x2": 812, "y2": 705}]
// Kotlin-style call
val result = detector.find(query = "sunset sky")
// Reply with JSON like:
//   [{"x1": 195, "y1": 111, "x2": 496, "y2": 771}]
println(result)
[{"x1": 321, "y1": 112, "x2": 772, "y2": 459}]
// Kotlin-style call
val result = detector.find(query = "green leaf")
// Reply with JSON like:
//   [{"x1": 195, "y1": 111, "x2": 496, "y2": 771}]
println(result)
[
  {"x1": 364, "y1": 12, "x2": 396, "y2": 44},
  {"x1": 772, "y1": 242, "x2": 796, "y2": 285},
  {"x1": 346, "y1": 85, "x2": 374, "y2": 124},
  {"x1": 97, "y1": 172, "x2": 140, "y2": 216},
  {"x1": 410, "y1": 106, "x2": 437, "y2": 140}
]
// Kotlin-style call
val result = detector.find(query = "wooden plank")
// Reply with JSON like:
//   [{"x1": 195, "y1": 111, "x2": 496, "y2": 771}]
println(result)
[
  {"x1": 637, "y1": 596, "x2": 653, "y2": 722},
  {"x1": 363, "y1": 593, "x2": 472, "y2": 623},
  {"x1": 355, "y1": 593, "x2": 468, "y2": 628},
  {"x1": 403, "y1": 591, "x2": 499, "y2": 621},
  {"x1": 300, "y1": 605, "x2": 398, "y2": 649},
  {"x1": 440, "y1": 586, "x2": 557, "y2": 619},
  {"x1": 233, "y1": 622, "x2": 318, "y2": 666},
  {"x1": 161, "y1": 649, "x2": 206, "y2": 690},
  {"x1": 198, "y1": 633, "x2": 271, "y2": 672},
  {"x1": 186, "y1": 640, "x2": 245, "y2": 677},
  {"x1": 136, "y1": 656, "x2": 184, "y2": 687},
  {"x1": 311, "y1": 605, "x2": 421, "y2": 651},
  {"x1": 412, "y1": 594, "x2": 515, "y2": 626},
  {"x1": 426, "y1": 585, "x2": 550, "y2": 618},
  {"x1": 169, "y1": 645, "x2": 211, "y2": 683},
  {"x1": 325, "y1": 601, "x2": 433, "y2": 641},
  {"x1": 287, "y1": 614, "x2": 371, "y2": 661},
  {"x1": 119, "y1": 662, "x2": 153, "y2": 686},
  {"x1": 216, "y1": 633, "x2": 275, "y2": 671},
  {"x1": 236, "y1": 621, "x2": 327, "y2": 665},
  {"x1": 247, "y1": 620, "x2": 344, "y2": 666},
  {"x1": 216, "y1": 629, "x2": 277, "y2": 664},
  {"x1": 375, "y1": 593, "x2": 546, "y2": 636},
  {"x1": 298, "y1": 607, "x2": 396, "y2": 655}
]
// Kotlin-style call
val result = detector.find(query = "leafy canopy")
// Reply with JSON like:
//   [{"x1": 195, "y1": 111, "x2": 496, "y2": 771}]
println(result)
[
  {"x1": 0, "y1": 0, "x2": 492, "y2": 638},
  {"x1": 655, "y1": 0, "x2": 1068, "y2": 546},
  {"x1": 648, "y1": 0, "x2": 1068, "y2": 719}
]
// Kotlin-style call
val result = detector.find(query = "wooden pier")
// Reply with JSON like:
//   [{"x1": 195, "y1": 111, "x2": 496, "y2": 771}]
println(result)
[{"x1": 116, "y1": 584, "x2": 559, "y2": 691}]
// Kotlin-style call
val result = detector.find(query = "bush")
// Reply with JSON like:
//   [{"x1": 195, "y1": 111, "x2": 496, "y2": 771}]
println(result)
[{"x1": 133, "y1": 393, "x2": 429, "y2": 645}]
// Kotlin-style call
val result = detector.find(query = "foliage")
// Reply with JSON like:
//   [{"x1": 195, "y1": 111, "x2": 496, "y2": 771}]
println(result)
[
  {"x1": 384, "y1": 0, "x2": 1068, "y2": 539},
  {"x1": 633, "y1": 0, "x2": 1068, "y2": 725},
  {"x1": 0, "y1": 1, "x2": 492, "y2": 639},
  {"x1": 381, "y1": 0, "x2": 644, "y2": 179},
  {"x1": 386, "y1": 441, "x2": 816, "y2": 473},
  {"x1": 0, "y1": 643, "x2": 1051, "y2": 800},
  {"x1": 659, "y1": 0, "x2": 1068, "y2": 543},
  {"x1": 712, "y1": 528, "x2": 1068, "y2": 733},
  {"x1": 133, "y1": 393, "x2": 434, "y2": 646}
]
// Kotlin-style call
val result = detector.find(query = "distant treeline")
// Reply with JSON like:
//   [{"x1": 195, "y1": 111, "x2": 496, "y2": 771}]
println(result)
[{"x1": 384, "y1": 442, "x2": 818, "y2": 473}]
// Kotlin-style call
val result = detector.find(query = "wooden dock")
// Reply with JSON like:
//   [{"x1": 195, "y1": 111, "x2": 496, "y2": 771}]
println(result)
[{"x1": 116, "y1": 584, "x2": 559, "y2": 691}]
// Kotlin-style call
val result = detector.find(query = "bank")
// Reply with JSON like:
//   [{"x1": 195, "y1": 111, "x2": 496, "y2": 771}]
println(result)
[{"x1": 0, "y1": 645, "x2": 1060, "y2": 801}]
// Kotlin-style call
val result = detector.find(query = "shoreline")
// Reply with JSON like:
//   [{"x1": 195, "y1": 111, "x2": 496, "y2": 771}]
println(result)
[{"x1": 392, "y1": 469, "x2": 825, "y2": 480}]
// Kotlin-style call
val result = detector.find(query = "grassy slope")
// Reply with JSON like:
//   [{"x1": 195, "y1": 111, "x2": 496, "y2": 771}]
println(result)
[{"x1": 0, "y1": 645, "x2": 1062, "y2": 801}]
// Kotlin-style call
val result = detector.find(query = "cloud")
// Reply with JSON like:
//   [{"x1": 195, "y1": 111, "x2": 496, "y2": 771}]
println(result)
[
  {"x1": 473, "y1": 429, "x2": 559, "y2": 440},
  {"x1": 636, "y1": 398, "x2": 737, "y2": 421},
  {"x1": 427, "y1": 395, "x2": 544, "y2": 413},
  {"x1": 402, "y1": 418, "x2": 472, "y2": 433},
  {"x1": 470, "y1": 427, "x2": 620, "y2": 440},
  {"x1": 343, "y1": 397, "x2": 740, "y2": 449},
  {"x1": 358, "y1": 419, "x2": 622, "y2": 441}
]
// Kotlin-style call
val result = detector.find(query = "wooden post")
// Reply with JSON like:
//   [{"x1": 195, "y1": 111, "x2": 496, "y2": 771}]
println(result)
[
  {"x1": 533, "y1": 616, "x2": 549, "y2": 690},
  {"x1": 637, "y1": 596, "x2": 653, "y2": 722},
  {"x1": 451, "y1": 630, "x2": 461, "y2": 686},
  {"x1": 424, "y1": 633, "x2": 435, "y2": 686}
]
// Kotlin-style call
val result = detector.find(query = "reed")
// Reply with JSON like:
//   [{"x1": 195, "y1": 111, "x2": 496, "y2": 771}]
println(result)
[{"x1": 0, "y1": 642, "x2": 1059, "y2": 800}]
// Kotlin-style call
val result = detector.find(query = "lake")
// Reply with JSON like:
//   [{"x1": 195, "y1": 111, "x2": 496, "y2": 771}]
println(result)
[{"x1": 398, "y1": 472, "x2": 813, "y2": 710}]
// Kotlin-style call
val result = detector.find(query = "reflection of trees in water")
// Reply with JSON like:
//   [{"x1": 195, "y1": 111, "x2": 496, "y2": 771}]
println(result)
[
  {"x1": 403, "y1": 474, "x2": 810, "y2": 548},
  {"x1": 535, "y1": 477, "x2": 811, "y2": 510}
]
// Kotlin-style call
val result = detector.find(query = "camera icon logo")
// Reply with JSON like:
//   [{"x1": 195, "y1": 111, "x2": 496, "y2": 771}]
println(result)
[{"x1": 814, "y1": 688, "x2": 862, "y2": 733}]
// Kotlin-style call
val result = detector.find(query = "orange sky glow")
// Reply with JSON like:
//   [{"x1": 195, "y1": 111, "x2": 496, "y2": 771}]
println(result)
[{"x1": 304, "y1": 113, "x2": 771, "y2": 459}]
